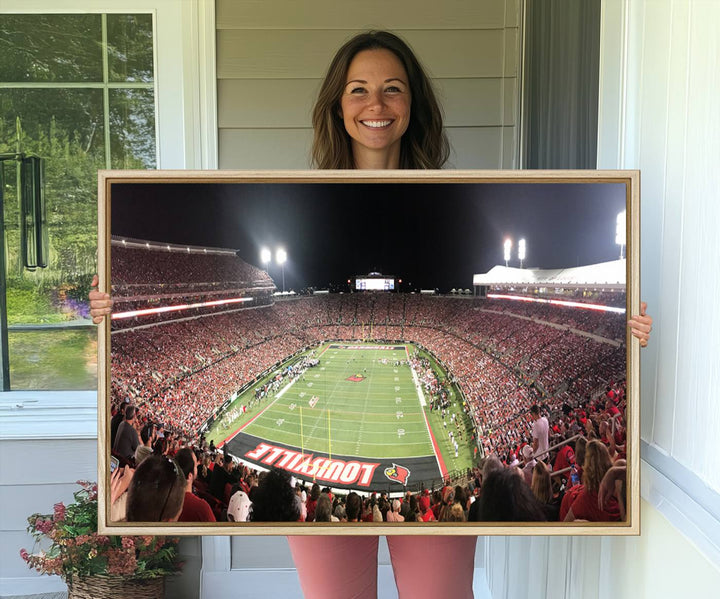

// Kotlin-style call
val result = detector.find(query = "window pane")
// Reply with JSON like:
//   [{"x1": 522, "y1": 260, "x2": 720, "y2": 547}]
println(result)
[
  {"x1": 0, "y1": 88, "x2": 106, "y2": 161},
  {"x1": 1, "y1": 89, "x2": 103, "y2": 390},
  {"x1": 8, "y1": 329, "x2": 97, "y2": 390},
  {"x1": 0, "y1": 13, "x2": 156, "y2": 390},
  {"x1": 110, "y1": 88, "x2": 156, "y2": 168},
  {"x1": 107, "y1": 14, "x2": 155, "y2": 83},
  {"x1": 1, "y1": 88, "x2": 105, "y2": 279},
  {"x1": 0, "y1": 14, "x2": 102, "y2": 82}
]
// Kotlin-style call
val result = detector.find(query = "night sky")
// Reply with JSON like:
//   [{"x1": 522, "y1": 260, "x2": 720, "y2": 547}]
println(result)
[{"x1": 110, "y1": 181, "x2": 627, "y2": 293}]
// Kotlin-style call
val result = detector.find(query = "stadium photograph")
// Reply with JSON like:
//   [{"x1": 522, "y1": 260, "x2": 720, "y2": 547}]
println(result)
[{"x1": 103, "y1": 173, "x2": 634, "y2": 529}]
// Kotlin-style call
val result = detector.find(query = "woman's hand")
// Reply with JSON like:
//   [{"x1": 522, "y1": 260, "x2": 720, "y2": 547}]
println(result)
[
  {"x1": 89, "y1": 274, "x2": 113, "y2": 324},
  {"x1": 628, "y1": 301, "x2": 652, "y2": 347}
]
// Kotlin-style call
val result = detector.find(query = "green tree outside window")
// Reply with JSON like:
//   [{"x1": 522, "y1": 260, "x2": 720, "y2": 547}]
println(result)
[{"x1": 0, "y1": 13, "x2": 156, "y2": 390}]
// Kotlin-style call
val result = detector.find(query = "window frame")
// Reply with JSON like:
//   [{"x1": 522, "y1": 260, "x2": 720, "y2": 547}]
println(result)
[
  {"x1": 0, "y1": 1, "x2": 216, "y2": 423},
  {"x1": 2, "y1": 0, "x2": 217, "y2": 170}
]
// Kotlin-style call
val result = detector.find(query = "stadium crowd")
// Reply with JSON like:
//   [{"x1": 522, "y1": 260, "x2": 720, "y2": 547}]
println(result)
[
  {"x1": 112, "y1": 243, "x2": 271, "y2": 289},
  {"x1": 112, "y1": 380, "x2": 628, "y2": 524},
  {"x1": 111, "y1": 294, "x2": 624, "y2": 450},
  {"x1": 109, "y1": 245, "x2": 629, "y2": 496}
]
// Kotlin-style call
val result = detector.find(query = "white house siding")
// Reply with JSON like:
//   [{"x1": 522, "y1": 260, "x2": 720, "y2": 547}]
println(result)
[{"x1": 485, "y1": 0, "x2": 720, "y2": 596}]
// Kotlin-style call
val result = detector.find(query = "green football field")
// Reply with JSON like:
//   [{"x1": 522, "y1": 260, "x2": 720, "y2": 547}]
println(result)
[
  {"x1": 207, "y1": 341, "x2": 478, "y2": 479},
  {"x1": 239, "y1": 344, "x2": 434, "y2": 459}
]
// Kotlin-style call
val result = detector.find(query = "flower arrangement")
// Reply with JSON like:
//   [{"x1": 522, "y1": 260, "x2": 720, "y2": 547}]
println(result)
[{"x1": 20, "y1": 481, "x2": 182, "y2": 584}]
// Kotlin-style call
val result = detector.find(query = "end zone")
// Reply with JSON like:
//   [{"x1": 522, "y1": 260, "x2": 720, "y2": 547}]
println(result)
[{"x1": 223, "y1": 432, "x2": 445, "y2": 494}]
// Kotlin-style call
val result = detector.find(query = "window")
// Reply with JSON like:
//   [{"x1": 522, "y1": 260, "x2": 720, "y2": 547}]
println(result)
[{"x1": 0, "y1": 13, "x2": 156, "y2": 390}]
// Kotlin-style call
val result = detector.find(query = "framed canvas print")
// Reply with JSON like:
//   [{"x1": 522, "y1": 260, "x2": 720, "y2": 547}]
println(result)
[{"x1": 97, "y1": 170, "x2": 640, "y2": 536}]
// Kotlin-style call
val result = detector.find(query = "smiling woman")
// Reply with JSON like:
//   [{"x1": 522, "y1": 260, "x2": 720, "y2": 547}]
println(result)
[
  {"x1": 311, "y1": 31, "x2": 448, "y2": 170},
  {"x1": 340, "y1": 49, "x2": 412, "y2": 169}
]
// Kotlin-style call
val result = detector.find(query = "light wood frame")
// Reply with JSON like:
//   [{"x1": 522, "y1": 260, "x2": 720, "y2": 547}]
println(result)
[{"x1": 97, "y1": 169, "x2": 640, "y2": 536}]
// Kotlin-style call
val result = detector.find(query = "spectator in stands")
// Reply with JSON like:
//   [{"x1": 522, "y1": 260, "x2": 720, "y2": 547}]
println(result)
[
  {"x1": 572, "y1": 436, "x2": 588, "y2": 488},
  {"x1": 378, "y1": 495, "x2": 390, "y2": 521},
  {"x1": 430, "y1": 489, "x2": 443, "y2": 520},
  {"x1": 134, "y1": 444, "x2": 152, "y2": 466},
  {"x1": 599, "y1": 463, "x2": 627, "y2": 521},
  {"x1": 345, "y1": 492, "x2": 362, "y2": 522},
  {"x1": 454, "y1": 485, "x2": 469, "y2": 520},
  {"x1": 209, "y1": 453, "x2": 236, "y2": 503},
  {"x1": 477, "y1": 467, "x2": 548, "y2": 522},
  {"x1": 175, "y1": 447, "x2": 216, "y2": 522},
  {"x1": 482, "y1": 455, "x2": 504, "y2": 481},
  {"x1": 530, "y1": 404, "x2": 550, "y2": 461},
  {"x1": 333, "y1": 499, "x2": 347, "y2": 522},
  {"x1": 227, "y1": 486, "x2": 252, "y2": 523},
  {"x1": 249, "y1": 468, "x2": 301, "y2": 522},
  {"x1": 293, "y1": 483, "x2": 307, "y2": 522},
  {"x1": 444, "y1": 503, "x2": 466, "y2": 522},
  {"x1": 386, "y1": 499, "x2": 405, "y2": 523},
  {"x1": 399, "y1": 490, "x2": 413, "y2": 521},
  {"x1": 196, "y1": 454, "x2": 213, "y2": 486},
  {"x1": 521, "y1": 444, "x2": 536, "y2": 486},
  {"x1": 152, "y1": 425, "x2": 167, "y2": 455},
  {"x1": 531, "y1": 461, "x2": 559, "y2": 521},
  {"x1": 437, "y1": 487, "x2": 455, "y2": 522},
  {"x1": 371, "y1": 496, "x2": 384, "y2": 523},
  {"x1": 553, "y1": 433, "x2": 576, "y2": 478},
  {"x1": 418, "y1": 493, "x2": 436, "y2": 522},
  {"x1": 126, "y1": 455, "x2": 185, "y2": 522},
  {"x1": 113, "y1": 405, "x2": 139, "y2": 462},
  {"x1": 134, "y1": 423, "x2": 155, "y2": 465},
  {"x1": 306, "y1": 483, "x2": 321, "y2": 522},
  {"x1": 404, "y1": 495, "x2": 420, "y2": 523},
  {"x1": 563, "y1": 440, "x2": 621, "y2": 522},
  {"x1": 110, "y1": 400, "x2": 129, "y2": 449},
  {"x1": 314, "y1": 493, "x2": 339, "y2": 523}
]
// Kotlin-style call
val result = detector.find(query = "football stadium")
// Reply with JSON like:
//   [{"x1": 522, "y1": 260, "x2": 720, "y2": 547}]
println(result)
[{"x1": 108, "y1": 180, "x2": 629, "y2": 521}]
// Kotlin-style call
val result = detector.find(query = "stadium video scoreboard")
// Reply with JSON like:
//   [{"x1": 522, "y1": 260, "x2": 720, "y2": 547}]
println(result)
[{"x1": 355, "y1": 277, "x2": 395, "y2": 291}]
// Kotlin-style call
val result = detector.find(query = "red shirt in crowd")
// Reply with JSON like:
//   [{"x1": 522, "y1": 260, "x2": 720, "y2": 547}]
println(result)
[{"x1": 178, "y1": 492, "x2": 216, "y2": 522}]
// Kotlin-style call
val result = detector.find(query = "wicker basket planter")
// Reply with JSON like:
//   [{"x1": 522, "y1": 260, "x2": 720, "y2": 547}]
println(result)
[
  {"x1": 22, "y1": 482, "x2": 182, "y2": 597},
  {"x1": 67, "y1": 575, "x2": 165, "y2": 599}
]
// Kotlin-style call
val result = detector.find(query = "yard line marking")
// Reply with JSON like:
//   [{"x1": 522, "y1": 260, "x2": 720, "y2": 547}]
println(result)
[{"x1": 218, "y1": 374, "x2": 300, "y2": 447}]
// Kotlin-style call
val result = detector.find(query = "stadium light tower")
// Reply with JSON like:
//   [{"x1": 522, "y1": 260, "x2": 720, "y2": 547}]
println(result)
[
  {"x1": 260, "y1": 247, "x2": 272, "y2": 271},
  {"x1": 518, "y1": 238, "x2": 526, "y2": 268},
  {"x1": 276, "y1": 248, "x2": 287, "y2": 292},
  {"x1": 504, "y1": 238, "x2": 512, "y2": 267},
  {"x1": 616, "y1": 211, "x2": 626, "y2": 259}
]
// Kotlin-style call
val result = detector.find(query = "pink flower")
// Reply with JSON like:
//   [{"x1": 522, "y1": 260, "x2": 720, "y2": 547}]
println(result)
[
  {"x1": 43, "y1": 557, "x2": 64, "y2": 576},
  {"x1": 19, "y1": 548, "x2": 29, "y2": 562},
  {"x1": 121, "y1": 537, "x2": 135, "y2": 549},
  {"x1": 107, "y1": 548, "x2": 137, "y2": 576},
  {"x1": 53, "y1": 502, "x2": 66, "y2": 521},
  {"x1": 88, "y1": 483, "x2": 99, "y2": 501},
  {"x1": 34, "y1": 518, "x2": 53, "y2": 535}
]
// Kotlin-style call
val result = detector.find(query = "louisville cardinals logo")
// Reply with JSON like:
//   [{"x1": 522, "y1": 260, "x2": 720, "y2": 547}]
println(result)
[{"x1": 384, "y1": 463, "x2": 411, "y2": 485}]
